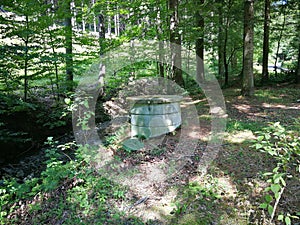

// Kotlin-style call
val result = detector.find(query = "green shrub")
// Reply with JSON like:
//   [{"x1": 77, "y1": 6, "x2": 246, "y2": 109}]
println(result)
[{"x1": 253, "y1": 122, "x2": 300, "y2": 225}]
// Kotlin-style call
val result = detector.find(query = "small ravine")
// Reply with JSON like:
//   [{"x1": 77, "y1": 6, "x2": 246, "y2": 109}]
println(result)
[
  {"x1": 0, "y1": 102, "x2": 74, "y2": 183},
  {"x1": 0, "y1": 110, "x2": 71, "y2": 163},
  {"x1": 0, "y1": 96, "x2": 110, "y2": 182}
]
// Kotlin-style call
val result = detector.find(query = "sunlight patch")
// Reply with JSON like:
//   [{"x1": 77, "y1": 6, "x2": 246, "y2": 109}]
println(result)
[{"x1": 225, "y1": 130, "x2": 256, "y2": 143}]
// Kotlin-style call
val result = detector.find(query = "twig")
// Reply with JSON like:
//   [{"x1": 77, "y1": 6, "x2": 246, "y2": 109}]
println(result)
[
  {"x1": 270, "y1": 186, "x2": 285, "y2": 222},
  {"x1": 16, "y1": 143, "x2": 35, "y2": 158},
  {"x1": 61, "y1": 152, "x2": 72, "y2": 161},
  {"x1": 125, "y1": 196, "x2": 149, "y2": 211}
]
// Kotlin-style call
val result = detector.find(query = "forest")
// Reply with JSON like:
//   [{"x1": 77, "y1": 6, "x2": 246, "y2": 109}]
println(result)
[{"x1": 0, "y1": 0, "x2": 299, "y2": 224}]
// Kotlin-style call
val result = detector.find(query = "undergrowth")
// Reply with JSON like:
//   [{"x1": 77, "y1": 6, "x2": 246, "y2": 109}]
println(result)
[
  {"x1": 0, "y1": 139, "x2": 142, "y2": 224},
  {"x1": 252, "y1": 122, "x2": 300, "y2": 225}
]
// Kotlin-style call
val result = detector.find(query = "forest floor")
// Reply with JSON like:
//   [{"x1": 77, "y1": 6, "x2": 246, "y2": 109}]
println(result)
[
  {"x1": 102, "y1": 84, "x2": 300, "y2": 225},
  {"x1": 1, "y1": 83, "x2": 300, "y2": 224}
]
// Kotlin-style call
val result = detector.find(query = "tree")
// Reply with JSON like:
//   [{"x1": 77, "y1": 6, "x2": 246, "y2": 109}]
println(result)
[
  {"x1": 273, "y1": 2, "x2": 287, "y2": 77},
  {"x1": 217, "y1": 1, "x2": 225, "y2": 79},
  {"x1": 155, "y1": 1, "x2": 165, "y2": 78},
  {"x1": 64, "y1": 0, "x2": 74, "y2": 91},
  {"x1": 222, "y1": 0, "x2": 233, "y2": 87},
  {"x1": 296, "y1": 1, "x2": 300, "y2": 84},
  {"x1": 204, "y1": 0, "x2": 243, "y2": 87},
  {"x1": 241, "y1": 0, "x2": 254, "y2": 96},
  {"x1": 265, "y1": 0, "x2": 299, "y2": 80},
  {"x1": 262, "y1": 0, "x2": 270, "y2": 82},
  {"x1": 98, "y1": 14, "x2": 105, "y2": 55},
  {"x1": 0, "y1": 0, "x2": 51, "y2": 101},
  {"x1": 195, "y1": 0, "x2": 205, "y2": 83},
  {"x1": 169, "y1": 0, "x2": 184, "y2": 86},
  {"x1": 297, "y1": 42, "x2": 300, "y2": 84}
]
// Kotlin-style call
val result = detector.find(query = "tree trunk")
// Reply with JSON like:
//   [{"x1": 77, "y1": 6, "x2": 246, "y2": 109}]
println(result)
[
  {"x1": 223, "y1": 18, "x2": 229, "y2": 87},
  {"x1": 107, "y1": 15, "x2": 111, "y2": 36},
  {"x1": 71, "y1": 1, "x2": 76, "y2": 29},
  {"x1": 296, "y1": 2, "x2": 300, "y2": 84},
  {"x1": 24, "y1": 15, "x2": 29, "y2": 102},
  {"x1": 92, "y1": 0, "x2": 96, "y2": 33},
  {"x1": 48, "y1": 27, "x2": 59, "y2": 99},
  {"x1": 169, "y1": 0, "x2": 184, "y2": 86},
  {"x1": 219, "y1": 0, "x2": 232, "y2": 87},
  {"x1": 297, "y1": 41, "x2": 300, "y2": 84},
  {"x1": 82, "y1": 2, "x2": 86, "y2": 32},
  {"x1": 98, "y1": 14, "x2": 105, "y2": 55},
  {"x1": 195, "y1": 0, "x2": 205, "y2": 83},
  {"x1": 262, "y1": 0, "x2": 270, "y2": 82},
  {"x1": 218, "y1": 4, "x2": 224, "y2": 79},
  {"x1": 156, "y1": 2, "x2": 168, "y2": 88},
  {"x1": 156, "y1": 2, "x2": 164, "y2": 78},
  {"x1": 65, "y1": 0, "x2": 73, "y2": 91},
  {"x1": 274, "y1": 4, "x2": 286, "y2": 77},
  {"x1": 230, "y1": 48, "x2": 238, "y2": 72},
  {"x1": 158, "y1": 41, "x2": 165, "y2": 78},
  {"x1": 114, "y1": 10, "x2": 120, "y2": 37},
  {"x1": 241, "y1": 0, "x2": 254, "y2": 96},
  {"x1": 98, "y1": 14, "x2": 106, "y2": 95}
]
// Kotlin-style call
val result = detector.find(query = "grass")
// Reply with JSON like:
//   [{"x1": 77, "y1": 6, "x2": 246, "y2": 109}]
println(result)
[
  {"x1": 226, "y1": 119, "x2": 265, "y2": 133},
  {"x1": 254, "y1": 87, "x2": 300, "y2": 103}
]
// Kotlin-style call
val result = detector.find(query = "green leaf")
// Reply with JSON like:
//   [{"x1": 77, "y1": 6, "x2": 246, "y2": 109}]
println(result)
[
  {"x1": 270, "y1": 184, "x2": 281, "y2": 194},
  {"x1": 274, "y1": 122, "x2": 280, "y2": 126},
  {"x1": 265, "y1": 133, "x2": 271, "y2": 140},
  {"x1": 273, "y1": 173, "x2": 284, "y2": 183},
  {"x1": 280, "y1": 177, "x2": 286, "y2": 187},
  {"x1": 273, "y1": 132, "x2": 282, "y2": 136},
  {"x1": 267, "y1": 204, "x2": 274, "y2": 216},
  {"x1": 255, "y1": 143, "x2": 263, "y2": 149},
  {"x1": 285, "y1": 216, "x2": 291, "y2": 225},
  {"x1": 83, "y1": 99, "x2": 89, "y2": 108},
  {"x1": 278, "y1": 214, "x2": 284, "y2": 221},
  {"x1": 263, "y1": 172, "x2": 273, "y2": 176},
  {"x1": 259, "y1": 203, "x2": 268, "y2": 209},
  {"x1": 64, "y1": 98, "x2": 71, "y2": 105},
  {"x1": 265, "y1": 194, "x2": 273, "y2": 203},
  {"x1": 122, "y1": 138, "x2": 144, "y2": 152},
  {"x1": 264, "y1": 186, "x2": 271, "y2": 192},
  {"x1": 257, "y1": 136, "x2": 264, "y2": 141}
]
